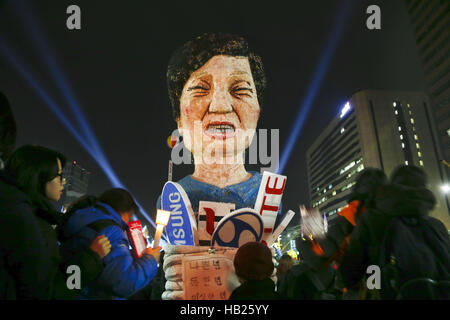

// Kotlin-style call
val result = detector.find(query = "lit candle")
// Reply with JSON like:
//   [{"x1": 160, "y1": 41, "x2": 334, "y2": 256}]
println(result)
[{"x1": 153, "y1": 209, "x2": 171, "y2": 248}]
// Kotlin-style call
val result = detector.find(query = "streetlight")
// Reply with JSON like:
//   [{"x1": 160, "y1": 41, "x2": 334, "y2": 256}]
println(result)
[{"x1": 441, "y1": 184, "x2": 450, "y2": 194}]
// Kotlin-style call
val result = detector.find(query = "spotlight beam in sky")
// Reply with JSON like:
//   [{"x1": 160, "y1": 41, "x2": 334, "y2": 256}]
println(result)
[
  {"x1": 0, "y1": 38, "x2": 162, "y2": 234},
  {"x1": 0, "y1": 39, "x2": 95, "y2": 157},
  {"x1": 9, "y1": 1, "x2": 163, "y2": 234},
  {"x1": 10, "y1": 0, "x2": 119, "y2": 188},
  {"x1": 277, "y1": 0, "x2": 356, "y2": 174},
  {"x1": 11, "y1": 0, "x2": 104, "y2": 156}
]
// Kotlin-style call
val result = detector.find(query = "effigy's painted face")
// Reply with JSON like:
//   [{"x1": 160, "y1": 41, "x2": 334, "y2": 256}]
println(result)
[{"x1": 178, "y1": 55, "x2": 260, "y2": 164}]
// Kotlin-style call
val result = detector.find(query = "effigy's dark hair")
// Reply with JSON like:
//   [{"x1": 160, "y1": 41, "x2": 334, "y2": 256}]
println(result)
[{"x1": 167, "y1": 33, "x2": 266, "y2": 121}]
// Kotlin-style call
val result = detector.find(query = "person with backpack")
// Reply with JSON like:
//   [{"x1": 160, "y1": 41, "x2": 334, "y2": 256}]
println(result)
[
  {"x1": 277, "y1": 238, "x2": 340, "y2": 300},
  {"x1": 277, "y1": 168, "x2": 388, "y2": 300},
  {"x1": 59, "y1": 188, "x2": 161, "y2": 299},
  {"x1": 297, "y1": 168, "x2": 388, "y2": 270},
  {"x1": 339, "y1": 165, "x2": 450, "y2": 299}
]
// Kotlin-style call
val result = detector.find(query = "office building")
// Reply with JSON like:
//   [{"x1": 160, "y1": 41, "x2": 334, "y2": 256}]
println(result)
[
  {"x1": 63, "y1": 160, "x2": 90, "y2": 208},
  {"x1": 405, "y1": 0, "x2": 449, "y2": 165},
  {"x1": 306, "y1": 90, "x2": 449, "y2": 228}
]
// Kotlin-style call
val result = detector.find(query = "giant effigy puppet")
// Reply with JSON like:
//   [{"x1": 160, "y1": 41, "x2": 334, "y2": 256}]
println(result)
[{"x1": 155, "y1": 33, "x2": 295, "y2": 300}]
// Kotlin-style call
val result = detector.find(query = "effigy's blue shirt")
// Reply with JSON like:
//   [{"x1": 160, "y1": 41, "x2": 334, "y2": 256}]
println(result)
[{"x1": 157, "y1": 171, "x2": 282, "y2": 228}]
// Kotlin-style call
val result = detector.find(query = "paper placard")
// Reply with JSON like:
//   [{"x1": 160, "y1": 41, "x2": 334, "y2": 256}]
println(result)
[
  {"x1": 267, "y1": 210, "x2": 296, "y2": 247},
  {"x1": 182, "y1": 254, "x2": 234, "y2": 300},
  {"x1": 253, "y1": 171, "x2": 287, "y2": 243},
  {"x1": 127, "y1": 220, "x2": 147, "y2": 258},
  {"x1": 198, "y1": 201, "x2": 235, "y2": 246}
]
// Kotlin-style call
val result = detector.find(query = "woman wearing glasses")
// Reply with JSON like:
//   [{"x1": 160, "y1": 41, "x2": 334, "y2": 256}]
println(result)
[{"x1": 4, "y1": 145, "x2": 111, "y2": 299}]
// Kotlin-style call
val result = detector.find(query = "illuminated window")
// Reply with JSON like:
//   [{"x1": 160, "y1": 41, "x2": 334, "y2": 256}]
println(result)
[
  {"x1": 410, "y1": 118, "x2": 415, "y2": 124},
  {"x1": 419, "y1": 160, "x2": 424, "y2": 166},
  {"x1": 393, "y1": 102, "x2": 397, "y2": 107},
  {"x1": 332, "y1": 191, "x2": 336, "y2": 196},
  {"x1": 407, "y1": 103, "x2": 410, "y2": 108},
  {"x1": 340, "y1": 127, "x2": 345, "y2": 134},
  {"x1": 400, "y1": 134, "x2": 403, "y2": 140},
  {"x1": 416, "y1": 143, "x2": 420, "y2": 149},
  {"x1": 414, "y1": 134, "x2": 418, "y2": 140},
  {"x1": 418, "y1": 152, "x2": 422, "y2": 157},
  {"x1": 402, "y1": 143, "x2": 405, "y2": 149},
  {"x1": 405, "y1": 160, "x2": 409, "y2": 165},
  {"x1": 340, "y1": 161, "x2": 356, "y2": 175},
  {"x1": 328, "y1": 184, "x2": 332, "y2": 189},
  {"x1": 395, "y1": 110, "x2": 398, "y2": 115},
  {"x1": 398, "y1": 126, "x2": 402, "y2": 131}
]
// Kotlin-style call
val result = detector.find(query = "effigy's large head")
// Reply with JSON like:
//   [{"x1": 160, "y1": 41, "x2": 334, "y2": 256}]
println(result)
[{"x1": 167, "y1": 33, "x2": 266, "y2": 163}]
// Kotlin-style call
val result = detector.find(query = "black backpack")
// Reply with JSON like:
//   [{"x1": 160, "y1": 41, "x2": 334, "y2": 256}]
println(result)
[
  {"x1": 305, "y1": 267, "x2": 342, "y2": 300},
  {"x1": 378, "y1": 216, "x2": 450, "y2": 300},
  {"x1": 278, "y1": 263, "x2": 342, "y2": 300}
]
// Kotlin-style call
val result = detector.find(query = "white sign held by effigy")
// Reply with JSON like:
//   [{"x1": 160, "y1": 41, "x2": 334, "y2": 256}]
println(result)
[
  {"x1": 198, "y1": 201, "x2": 235, "y2": 246},
  {"x1": 267, "y1": 210, "x2": 296, "y2": 247},
  {"x1": 254, "y1": 171, "x2": 287, "y2": 244},
  {"x1": 182, "y1": 254, "x2": 234, "y2": 300}
]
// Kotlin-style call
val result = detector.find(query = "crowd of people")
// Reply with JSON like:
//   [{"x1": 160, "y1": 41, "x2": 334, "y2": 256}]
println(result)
[
  {"x1": 0, "y1": 91, "x2": 161, "y2": 299},
  {"x1": 1, "y1": 89, "x2": 449, "y2": 300},
  {"x1": 1, "y1": 31, "x2": 449, "y2": 300},
  {"x1": 275, "y1": 166, "x2": 450, "y2": 300}
]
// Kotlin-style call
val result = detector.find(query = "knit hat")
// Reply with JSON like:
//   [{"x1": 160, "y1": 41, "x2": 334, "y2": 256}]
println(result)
[
  {"x1": 390, "y1": 165, "x2": 427, "y2": 188},
  {"x1": 234, "y1": 242, "x2": 274, "y2": 281}
]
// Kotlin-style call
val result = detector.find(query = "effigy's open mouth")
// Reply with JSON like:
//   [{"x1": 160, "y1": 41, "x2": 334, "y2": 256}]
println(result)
[{"x1": 204, "y1": 122, "x2": 237, "y2": 139}]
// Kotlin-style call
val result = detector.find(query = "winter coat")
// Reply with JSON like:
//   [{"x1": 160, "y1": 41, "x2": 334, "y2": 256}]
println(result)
[
  {"x1": 229, "y1": 277, "x2": 279, "y2": 300},
  {"x1": 0, "y1": 171, "x2": 102, "y2": 299},
  {"x1": 128, "y1": 250, "x2": 167, "y2": 300},
  {"x1": 0, "y1": 171, "x2": 49, "y2": 299},
  {"x1": 60, "y1": 202, "x2": 158, "y2": 299},
  {"x1": 339, "y1": 183, "x2": 450, "y2": 298}
]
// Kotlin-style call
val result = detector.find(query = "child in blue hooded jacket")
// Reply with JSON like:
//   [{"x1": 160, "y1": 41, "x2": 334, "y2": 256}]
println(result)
[{"x1": 60, "y1": 188, "x2": 161, "y2": 299}]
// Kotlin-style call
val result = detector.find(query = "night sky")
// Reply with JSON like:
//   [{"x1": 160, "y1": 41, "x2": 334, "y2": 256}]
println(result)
[{"x1": 0, "y1": 0, "x2": 427, "y2": 228}]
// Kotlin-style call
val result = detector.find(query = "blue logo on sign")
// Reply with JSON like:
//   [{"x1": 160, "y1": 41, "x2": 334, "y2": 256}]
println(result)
[
  {"x1": 211, "y1": 209, "x2": 263, "y2": 248},
  {"x1": 161, "y1": 182, "x2": 195, "y2": 245}
]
